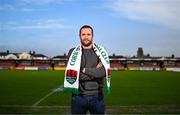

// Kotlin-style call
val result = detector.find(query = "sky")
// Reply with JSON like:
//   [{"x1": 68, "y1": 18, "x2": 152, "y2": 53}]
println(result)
[{"x1": 0, "y1": 0, "x2": 180, "y2": 57}]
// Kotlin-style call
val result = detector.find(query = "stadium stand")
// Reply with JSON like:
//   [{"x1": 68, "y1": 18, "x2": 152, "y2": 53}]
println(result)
[{"x1": 0, "y1": 51, "x2": 180, "y2": 71}]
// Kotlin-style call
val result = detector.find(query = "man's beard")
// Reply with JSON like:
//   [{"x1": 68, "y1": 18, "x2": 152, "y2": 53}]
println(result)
[{"x1": 81, "y1": 39, "x2": 92, "y2": 47}]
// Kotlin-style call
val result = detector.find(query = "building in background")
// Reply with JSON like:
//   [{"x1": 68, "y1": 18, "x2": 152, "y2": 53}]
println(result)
[{"x1": 137, "y1": 47, "x2": 144, "y2": 58}]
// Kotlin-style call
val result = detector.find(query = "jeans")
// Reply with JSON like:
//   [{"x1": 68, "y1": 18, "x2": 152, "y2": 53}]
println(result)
[{"x1": 71, "y1": 94, "x2": 105, "y2": 114}]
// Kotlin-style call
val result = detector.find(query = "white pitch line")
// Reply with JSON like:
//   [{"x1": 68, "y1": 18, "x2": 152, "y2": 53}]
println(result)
[
  {"x1": 32, "y1": 85, "x2": 64, "y2": 107},
  {"x1": 53, "y1": 85, "x2": 64, "y2": 92},
  {"x1": 32, "y1": 91, "x2": 55, "y2": 107},
  {"x1": 0, "y1": 105, "x2": 70, "y2": 108}
]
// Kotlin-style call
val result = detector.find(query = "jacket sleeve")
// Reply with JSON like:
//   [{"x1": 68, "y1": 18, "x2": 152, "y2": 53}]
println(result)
[
  {"x1": 84, "y1": 66, "x2": 106, "y2": 78},
  {"x1": 79, "y1": 72, "x2": 93, "y2": 81}
]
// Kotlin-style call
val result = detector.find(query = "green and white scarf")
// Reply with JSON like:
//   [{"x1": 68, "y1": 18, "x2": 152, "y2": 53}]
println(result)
[{"x1": 64, "y1": 43, "x2": 111, "y2": 94}]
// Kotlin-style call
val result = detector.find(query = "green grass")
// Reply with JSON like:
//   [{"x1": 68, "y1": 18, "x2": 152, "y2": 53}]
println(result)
[
  {"x1": 0, "y1": 70, "x2": 180, "y2": 114},
  {"x1": 107, "y1": 71, "x2": 180, "y2": 105}
]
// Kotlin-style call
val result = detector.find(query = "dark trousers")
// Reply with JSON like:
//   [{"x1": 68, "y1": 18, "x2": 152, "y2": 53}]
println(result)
[{"x1": 71, "y1": 94, "x2": 105, "y2": 114}]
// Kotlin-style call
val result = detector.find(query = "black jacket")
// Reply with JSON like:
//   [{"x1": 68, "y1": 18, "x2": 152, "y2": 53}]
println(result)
[{"x1": 68, "y1": 47, "x2": 106, "y2": 95}]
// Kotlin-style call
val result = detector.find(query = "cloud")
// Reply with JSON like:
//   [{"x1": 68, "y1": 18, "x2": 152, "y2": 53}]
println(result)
[
  {"x1": 0, "y1": 0, "x2": 76, "y2": 12},
  {"x1": 0, "y1": 2, "x2": 35, "y2": 12},
  {"x1": 0, "y1": 4, "x2": 15, "y2": 11},
  {"x1": 18, "y1": 0, "x2": 68, "y2": 5},
  {"x1": 105, "y1": 0, "x2": 180, "y2": 29},
  {"x1": 0, "y1": 5, "x2": 38, "y2": 12},
  {"x1": 1, "y1": 19, "x2": 72, "y2": 30}
]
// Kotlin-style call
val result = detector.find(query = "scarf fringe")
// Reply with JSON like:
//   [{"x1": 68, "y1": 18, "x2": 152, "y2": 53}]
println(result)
[
  {"x1": 63, "y1": 88, "x2": 79, "y2": 94},
  {"x1": 106, "y1": 87, "x2": 111, "y2": 94}
]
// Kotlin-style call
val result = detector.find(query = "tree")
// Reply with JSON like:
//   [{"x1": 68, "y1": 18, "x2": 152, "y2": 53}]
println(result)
[
  {"x1": 33, "y1": 51, "x2": 36, "y2": 55},
  {"x1": 147, "y1": 53, "x2": 150, "y2": 57},
  {"x1": 171, "y1": 54, "x2": 175, "y2": 58},
  {"x1": 7, "y1": 50, "x2": 10, "y2": 54},
  {"x1": 112, "y1": 53, "x2": 116, "y2": 57},
  {"x1": 29, "y1": 51, "x2": 32, "y2": 55}
]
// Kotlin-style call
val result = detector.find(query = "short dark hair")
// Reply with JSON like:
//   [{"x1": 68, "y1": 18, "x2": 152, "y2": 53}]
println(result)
[{"x1": 79, "y1": 25, "x2": 93, "y2": 35}]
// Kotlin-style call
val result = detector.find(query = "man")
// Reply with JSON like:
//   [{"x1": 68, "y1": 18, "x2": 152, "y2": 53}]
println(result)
[{"x1": 64, "y1": 25, "x2": 111, "y2": 114}]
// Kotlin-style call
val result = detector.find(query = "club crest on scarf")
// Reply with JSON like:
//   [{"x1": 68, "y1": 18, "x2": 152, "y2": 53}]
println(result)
[{"x1": 66, "y1": 69, "x2": 78, "y2": 84}]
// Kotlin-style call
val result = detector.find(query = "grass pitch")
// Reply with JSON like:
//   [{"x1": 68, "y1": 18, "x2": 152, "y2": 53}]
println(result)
[{"x1": 0, "y1": 70, "x2": 180, "y2": 114}]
